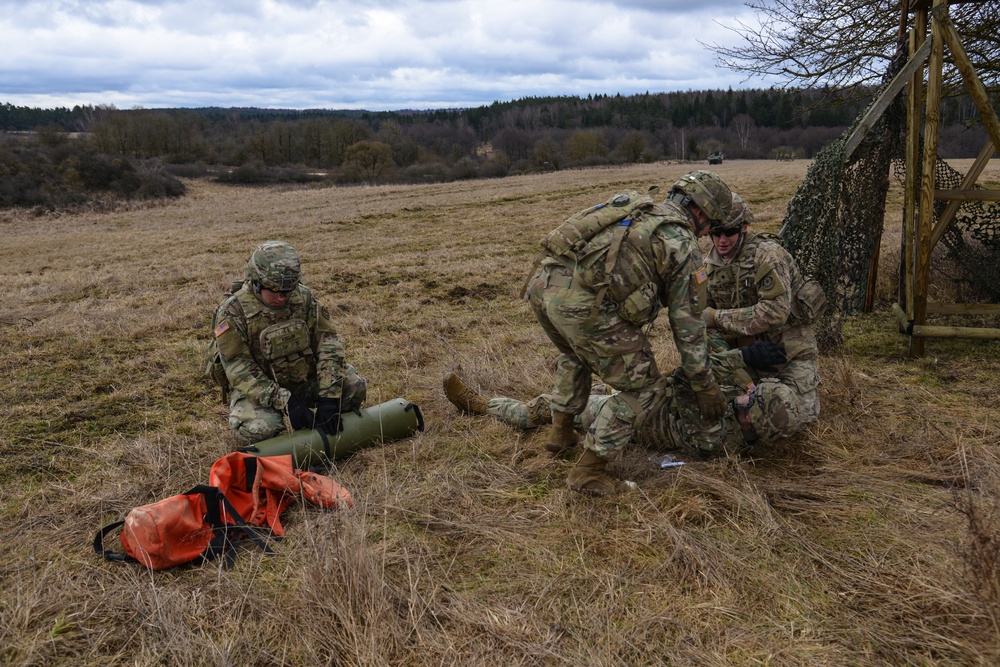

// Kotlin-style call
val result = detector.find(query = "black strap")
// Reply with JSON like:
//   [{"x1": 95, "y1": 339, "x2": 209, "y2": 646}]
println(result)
[
  {"x1": 218, "y1": 488, "x2": 274, "y2": 553},
  {"x1": 242, "y1": 458, "x2": 258, "y2": 493},
  {"x1": 93, "y1": 520, "x2": 137, "y2": 562},
  {"x1": 193, "y1": 485, "x2": 274, "y2": 567}
]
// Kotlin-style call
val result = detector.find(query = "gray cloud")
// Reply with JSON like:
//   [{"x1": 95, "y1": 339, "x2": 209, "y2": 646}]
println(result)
[{"x1": 0, "y1": 0, "x2": 776, "y2": 110}]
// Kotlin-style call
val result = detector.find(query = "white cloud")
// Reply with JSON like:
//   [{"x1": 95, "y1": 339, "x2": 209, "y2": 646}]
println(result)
[{"x1": 0, "y1": 0, "x2": 777, "y2": 110}]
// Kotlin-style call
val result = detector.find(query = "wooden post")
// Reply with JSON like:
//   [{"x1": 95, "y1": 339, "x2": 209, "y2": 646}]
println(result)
[
  {"x1": 939, "y1": 16, "x2": 1000, "y2": 165},
  {"x1": 912, "y1": 0, "x2": 946, "y2": 357},
  {"x1": 902, "y1": 18, "x2": 925, "y2": 330}
]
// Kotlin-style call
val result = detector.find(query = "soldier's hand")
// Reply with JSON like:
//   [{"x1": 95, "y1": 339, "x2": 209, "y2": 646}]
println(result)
[
  {"x1": 702, "y1": 307, "x2": 718, "y2": 328},
  {"x1": 740, "y1": 341, "x2": 787, "y2": 373},
  {"x1": 315, "y1": 397, "x2": 343, "y2": 434},
  {"x1": 286, "y1": 395, "x2": 314, "y2": 431},
  {"x1": 694, "y1": 383, "x2": 727, "y2": 422}
]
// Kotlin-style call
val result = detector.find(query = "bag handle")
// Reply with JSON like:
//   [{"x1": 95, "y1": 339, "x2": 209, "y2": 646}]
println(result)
[{"x1": 93, "y1": 520, "x2": 137, "y2": 563}]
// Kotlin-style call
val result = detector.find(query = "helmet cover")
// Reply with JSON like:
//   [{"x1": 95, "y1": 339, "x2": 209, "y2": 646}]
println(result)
[
  {"x1": 712, "y1": 192, "x2": 754, "y2": 233},
  {"x1": 247, "y1": 241, "x2": 301, "y2": 292},
  {"x1": 669, "y1": 170, "x2": 733, "y2": 225}
]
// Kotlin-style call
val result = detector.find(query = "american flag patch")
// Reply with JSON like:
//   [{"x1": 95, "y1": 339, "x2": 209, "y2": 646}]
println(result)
[
  {"x1": 214, "y1": 320, "x2": 230, "y2": 337},
  {"x1": 695, "y1": 268, "x2": 708, "y2": 285}
]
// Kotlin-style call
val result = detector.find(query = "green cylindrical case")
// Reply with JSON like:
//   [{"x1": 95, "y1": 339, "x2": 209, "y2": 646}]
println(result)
[{"x1": 241, "y1": 398, "x2": 424, "y2": 468}]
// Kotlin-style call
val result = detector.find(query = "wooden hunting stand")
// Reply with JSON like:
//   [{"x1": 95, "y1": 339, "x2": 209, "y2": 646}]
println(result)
[
  {"x1": 845, "y1": 0, "x2": 1000, "y2": 357},
  {"x1": 849, "y1": 0, "x2": 1000, "y2": 356}
]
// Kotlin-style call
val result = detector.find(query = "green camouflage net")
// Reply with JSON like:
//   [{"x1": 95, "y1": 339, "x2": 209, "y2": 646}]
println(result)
[
  {"x1": 780, "y1": 45, "x2": 908, "y2": 349},
  {"x1": 921, "y1": 158, "x2": 1000, "y2": 304}
]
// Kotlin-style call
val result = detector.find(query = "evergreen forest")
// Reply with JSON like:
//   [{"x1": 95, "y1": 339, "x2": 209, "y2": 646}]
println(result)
[{"x1": 0, "y1": 87, "x2": 991, "y2": 210}]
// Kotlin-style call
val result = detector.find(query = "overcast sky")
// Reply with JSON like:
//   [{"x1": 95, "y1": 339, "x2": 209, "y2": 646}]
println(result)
[{"x1": 1, "y1": 0, "x2": 777, "y2": 111}]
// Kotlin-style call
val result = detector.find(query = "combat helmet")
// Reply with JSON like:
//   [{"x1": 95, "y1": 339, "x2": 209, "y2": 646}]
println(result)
[
  {"x1": 247, "y1": 241, "x2": 301, "y2": 292},
  {"x1": 667, "y1": 170, "x2": 733, "y2": 228},
  {"x1": 711, "y1": 192, "x2": 754, "y2": 234}
]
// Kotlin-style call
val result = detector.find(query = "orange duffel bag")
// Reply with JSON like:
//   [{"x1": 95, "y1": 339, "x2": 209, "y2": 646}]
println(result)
[
  {"x1": 94, "y1": 484, "x2": 272, "y2": 570},
  {"x1": 208, "y1": 452, "x2": 353, "y2": 537}
]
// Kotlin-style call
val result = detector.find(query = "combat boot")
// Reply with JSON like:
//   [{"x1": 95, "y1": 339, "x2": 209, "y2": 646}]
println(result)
[
  {"x1": 545, "y1": 410, "x2": 579, "y2": 456},
  {"x1": 566, "y1": 449, "x2": 619, "y2": 496},
  {"x1": 443, "y1": 372, "x2": 489, "y2": 415}
]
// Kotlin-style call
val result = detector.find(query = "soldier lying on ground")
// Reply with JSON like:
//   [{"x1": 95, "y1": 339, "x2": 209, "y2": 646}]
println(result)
[{"x1": 443, "y1": 339, "x2": 787, "y2": 488}]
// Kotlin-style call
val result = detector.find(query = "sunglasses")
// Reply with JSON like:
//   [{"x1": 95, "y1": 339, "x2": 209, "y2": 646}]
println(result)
[{"x1": 710, "y1": 228, "x2": 740, "y2": 238}]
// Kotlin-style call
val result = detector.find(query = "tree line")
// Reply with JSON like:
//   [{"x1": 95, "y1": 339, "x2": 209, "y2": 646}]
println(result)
[{"x1": 0, "y1": 87, "x2": 990, "y2": 209}]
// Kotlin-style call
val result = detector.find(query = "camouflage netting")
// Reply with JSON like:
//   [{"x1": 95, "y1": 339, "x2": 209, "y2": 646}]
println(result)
[
  {"x1": 780, "y1": 41, "x2": 1000, "y2": 349},
  {"x1": 780, "y1": 44, "x2": 909, "y2": 350},
  {"x1": 922, "y1": 158, "x2": 1000, "y2": 304}
]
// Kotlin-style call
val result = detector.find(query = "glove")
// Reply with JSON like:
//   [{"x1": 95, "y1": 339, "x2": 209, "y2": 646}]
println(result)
[
  {"x1": 694, "y1": 383, "x2": 727, "y2": 422},
  {"x1": 741, "y1": 341, "x2": 787, "y2": 373},
  {"x1": 702, "y1": 307, "x2": 718, "y2": 328},
  {"x1": 314, "y1": 397, "x2": 343, "y2": 434},
  {"x1": 285, "y1": 395, "x2": 314, "y2": 431}
]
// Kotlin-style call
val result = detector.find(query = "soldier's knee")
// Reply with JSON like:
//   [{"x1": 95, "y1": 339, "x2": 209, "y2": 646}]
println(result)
[
  {"x1": 744, "y1": 381, "x2": 810, "y2": 440},
  {"x1": 229, "y1": 400, "x2": 286, "y2": 444},
  {"x1": 232, "y1": 420, "x2": 285, "y2": 444}
]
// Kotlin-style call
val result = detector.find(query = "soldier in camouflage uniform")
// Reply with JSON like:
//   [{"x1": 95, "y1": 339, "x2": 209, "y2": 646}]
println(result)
[
  {"x1": 702, "y1": 194, "x2": 823, "y2": 444},
  {"x1": 524, "y1": 171, "x2": 736, "y2": 495},
  {"x1": 442, "y1": 338, "x2": 787, "y2": 460},
  {"x1": 208, "y1": 241, "x2": 366, "y2": 444}
]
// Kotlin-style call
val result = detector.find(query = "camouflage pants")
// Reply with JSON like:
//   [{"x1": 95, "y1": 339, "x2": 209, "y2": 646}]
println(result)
[
  {"x1": 526, "y1": 263, "x2": 661, "y2": 457},
  {"x1": 741, "y1": 356, "x2": 820, "y2": 441},
  {"x1": 665, "y1": 374, "x2": 748, "y2": 457},
  {"x1": 229, "y1": 363, "x2": 368, "y2": 444},
  {"x1": 487, "y1": 393, "x2": 607, "y2": 432}
]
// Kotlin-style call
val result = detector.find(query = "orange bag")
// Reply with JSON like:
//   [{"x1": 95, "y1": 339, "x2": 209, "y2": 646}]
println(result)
[
  {"x1": 94, "y1": 485, "x2": 272, "y2": 570},
  {"x1": 208, "y1": 452, "x2": 353, "y2": 537}
]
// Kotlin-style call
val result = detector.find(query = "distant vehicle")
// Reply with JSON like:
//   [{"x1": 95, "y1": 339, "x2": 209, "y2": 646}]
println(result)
[{"x1": 707, "y1": 151, "x2": 723, "y2": 165}]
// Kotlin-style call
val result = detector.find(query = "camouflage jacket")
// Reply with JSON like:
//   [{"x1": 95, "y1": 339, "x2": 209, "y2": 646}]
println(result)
[
  {"x1": 704, "y1": 232, "x2": 817, "y2": 363},
  {"x1": 558, "y1": 199, "x2": 714, "y2": 390},
  {"x1": 211, "y1": 283, "x2": 347, "y2": 408}
]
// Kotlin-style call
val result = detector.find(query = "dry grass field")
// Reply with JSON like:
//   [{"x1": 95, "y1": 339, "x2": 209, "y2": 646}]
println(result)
[{"x1": 2, "y1": 159, "x2": 1000, "y2": 666}]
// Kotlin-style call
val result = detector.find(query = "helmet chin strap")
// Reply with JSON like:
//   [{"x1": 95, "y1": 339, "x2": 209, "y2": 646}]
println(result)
[
  {"x1": 731, "y1": 226, "x2": 749, "y2": 258},
  {"x1": 693, "y1": 210, "x2": 715, "y2": 237}
]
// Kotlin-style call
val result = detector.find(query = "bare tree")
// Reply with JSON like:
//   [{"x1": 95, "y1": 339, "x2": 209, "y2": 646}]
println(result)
[
  {"x1": 707, "y1": 1, "x2": 1000, "y2": 93},
  {"x1": 731, "y1": 114, "x2": 755, "y2": 150}
]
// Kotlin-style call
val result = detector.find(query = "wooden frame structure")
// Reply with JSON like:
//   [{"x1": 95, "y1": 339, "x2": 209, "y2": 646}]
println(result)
[{"x1": 893, "y1": 0, "x2": 1000, "y2": 355}]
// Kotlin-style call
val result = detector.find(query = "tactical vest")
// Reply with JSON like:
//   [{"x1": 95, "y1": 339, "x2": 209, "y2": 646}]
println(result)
[
  {"x1": 705, "y1": 232, "x2": 824, "y2": 332},
  {"x1": 209, "y1": 284, "x2": 317, "y2": 395},
  {"x1": 572, "y1": 199, "x2": 695, "y2": 326}
]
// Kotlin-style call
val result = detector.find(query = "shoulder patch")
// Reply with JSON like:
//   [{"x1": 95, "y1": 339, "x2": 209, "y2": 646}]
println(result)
[
  {"x1": 214, "y1": 320, "x2": 230, "y2": 338},
  {"x1": 695, "y1": 267, "x2": 708, "y2": 285},
  {"x1": 760, "y1": 275, "x2": 775, "y2": 291}
]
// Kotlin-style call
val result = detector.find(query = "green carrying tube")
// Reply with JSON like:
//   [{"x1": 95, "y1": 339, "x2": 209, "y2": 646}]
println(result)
[{"x1": 239, "y1": 398, "x2": 424, "y2": 468}]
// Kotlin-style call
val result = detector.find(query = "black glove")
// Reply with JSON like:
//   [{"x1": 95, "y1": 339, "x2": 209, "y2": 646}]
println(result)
[
  {"x1": 285, "y1": 395, "x2": 314, "y2": 431},
  {"x1": 694, "y1": 383, "x2": 727, "y2": 422},
  {"x1": 741, "y1": 341, "x2": 787, "y2": 373},
  {"x1": 314, "y1": 397, "x2": 343, "y2": 434}
]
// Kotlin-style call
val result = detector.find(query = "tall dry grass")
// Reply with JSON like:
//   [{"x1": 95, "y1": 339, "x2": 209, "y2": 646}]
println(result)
[{"x1": 2, "y1": 159, "x2": 999, "y2": 666}]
